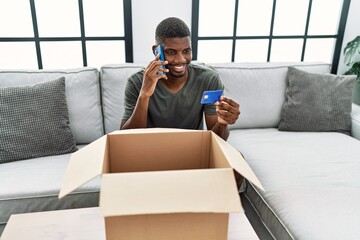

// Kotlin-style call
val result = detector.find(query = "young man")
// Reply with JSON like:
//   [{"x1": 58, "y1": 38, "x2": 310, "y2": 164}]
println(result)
[{"x1": 120, "y1": 17, "x2": 240, "y2": 141}]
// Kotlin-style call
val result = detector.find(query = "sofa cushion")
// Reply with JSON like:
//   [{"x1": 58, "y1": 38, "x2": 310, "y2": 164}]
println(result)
[
  {"x1": 0, "y1": 145, "x2": 100, "y2": 233},
  {"x1": 228, "y1": 128, "x2": 360, "y2": 239},
  {"x1": 0, "y1": 68, "x2": 103, "y2": 144},
  {"x1": 279, "y1": 67, "x2": 356, "y2": 135},
  {"x1": 100, "y1": 64, "x2": 144, "y2": 133},
  {"x1": 0, "y1": 77, "x2": 77, "y2": 163},
  {"x1": 206, "y1": 62, "x2": 331, "y2": 129}
]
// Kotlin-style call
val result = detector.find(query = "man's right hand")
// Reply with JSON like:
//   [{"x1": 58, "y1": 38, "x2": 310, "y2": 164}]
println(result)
[
  {"x1": 141, "y1": 54, "x2": 168, "y2": 98},
  {"x1": 121, "y1": 55, "x2": 168, "y2": 130}
]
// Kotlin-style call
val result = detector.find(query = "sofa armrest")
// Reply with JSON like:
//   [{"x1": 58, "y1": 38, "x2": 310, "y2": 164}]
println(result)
[{"x1": 351, "y1": 103, "x2": 360, "y2": 140}]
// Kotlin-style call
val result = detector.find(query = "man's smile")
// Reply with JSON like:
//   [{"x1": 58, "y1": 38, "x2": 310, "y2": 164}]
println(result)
[
  {"x1": 167, "y1": 64, "x2": 188, "y2": 78},
  {"x1": 171, "y1": 64, "x2": 186, "y2": 72}
]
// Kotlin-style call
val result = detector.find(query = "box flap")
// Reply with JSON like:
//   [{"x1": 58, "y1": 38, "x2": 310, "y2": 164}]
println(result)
[
  {"x1": 108, "y1": 129, "x2": 210, "y2": 173},
  {"x1": 110, "y1": 128, "x2": 202, "y2": 135},
  {"x1": 59, "y1": 135, "x2": 108, "y2": 198},
  {"x1": 211, "y1": 133, "x2": 264, "y2": 191},
  {"x1": 100, "y1": 168, "x2": 242, "y2": 217}
]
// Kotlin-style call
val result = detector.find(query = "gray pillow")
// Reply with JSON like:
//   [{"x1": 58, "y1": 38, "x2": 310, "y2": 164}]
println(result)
[
  {"x1": 0, "y1": 77, "x2": 78, "y2": 163},
  {"x1": 279, "y1": 67, "x2": 356, "y2": 135}
]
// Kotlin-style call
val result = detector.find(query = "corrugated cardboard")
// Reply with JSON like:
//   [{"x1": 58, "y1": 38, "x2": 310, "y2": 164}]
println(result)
[{"x1": 59, "y1": 128, "x2": 263, "y2": 240}]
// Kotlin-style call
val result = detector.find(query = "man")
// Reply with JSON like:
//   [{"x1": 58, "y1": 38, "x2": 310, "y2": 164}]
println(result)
[{"x1": 120, "y1": 17, "x2": 240, "y2": 141}]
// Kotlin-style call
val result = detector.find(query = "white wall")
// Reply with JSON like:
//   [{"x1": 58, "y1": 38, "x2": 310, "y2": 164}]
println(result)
[
  {"x1": 132, "y1": 0, "x2": 192, "y2": 64},
  {"x1": 337, "y1": 0, "x2": 360, "y2": 74}
]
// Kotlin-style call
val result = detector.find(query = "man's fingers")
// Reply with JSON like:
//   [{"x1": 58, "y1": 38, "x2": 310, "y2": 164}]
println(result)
[
  {"x1": 145, "y1": 60, "x2": 168, "y2": 77},
  {"x1": 220, "y1": 96, "x2": 240, "y2": 109},
  {"x1": 217, "y1": 108, "x2": 239, "y2": 121},
  {"x1": 215, "y1": 96, "x2": 241, "y2": 125},
  {"x1": 217, "y1": 101, "x2": 240, "y2": 116}
]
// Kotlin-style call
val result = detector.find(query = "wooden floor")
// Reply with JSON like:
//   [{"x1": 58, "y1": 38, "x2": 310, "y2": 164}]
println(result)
[{"x1": 1, "y1": 207, "x2": 259, "y2": 240}]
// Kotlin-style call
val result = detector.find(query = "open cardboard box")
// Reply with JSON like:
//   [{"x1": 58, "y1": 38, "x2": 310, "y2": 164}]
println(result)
[{"x1": 59, "y1": 128, "x2": 263, "y2": 240}]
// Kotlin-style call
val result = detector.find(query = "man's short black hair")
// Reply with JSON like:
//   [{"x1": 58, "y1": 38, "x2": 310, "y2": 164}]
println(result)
[{"x1": 155, "y1": 17, "x2": 191, "y2": 44}]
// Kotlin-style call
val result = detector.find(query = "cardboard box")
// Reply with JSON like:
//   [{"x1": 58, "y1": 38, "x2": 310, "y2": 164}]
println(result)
[{"x1": 59, "y1": 128, "x2": 263, "y2": 240}]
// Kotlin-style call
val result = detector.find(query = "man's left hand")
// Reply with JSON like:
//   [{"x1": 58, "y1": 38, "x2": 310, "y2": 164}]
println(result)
[{"x1": 215, "y1": 96, "x2": 240, "y2": 125}]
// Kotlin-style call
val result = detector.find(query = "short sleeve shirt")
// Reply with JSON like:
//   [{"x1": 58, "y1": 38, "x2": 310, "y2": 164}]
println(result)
[{"x1": 122, "y1": 63, "x2": 224, "y2": 130}]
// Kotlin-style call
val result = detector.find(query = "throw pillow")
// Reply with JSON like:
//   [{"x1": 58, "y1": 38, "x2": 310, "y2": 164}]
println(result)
[
  {"x1": 278, "y1": 67, "x2": 356, "y2": 135},
  {"x1": 0, "y1": 77, "x2": 78, "y2": 163}
]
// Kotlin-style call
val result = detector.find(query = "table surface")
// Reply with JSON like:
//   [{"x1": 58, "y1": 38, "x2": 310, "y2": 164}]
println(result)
[{"x1": 1, "y1": 207, "x2": 259, "y2": 240}]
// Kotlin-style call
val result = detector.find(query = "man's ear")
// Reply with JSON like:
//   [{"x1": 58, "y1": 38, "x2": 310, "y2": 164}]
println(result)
[{"x1": 152, "y1": 45, "x2": 157, "y2": 54}]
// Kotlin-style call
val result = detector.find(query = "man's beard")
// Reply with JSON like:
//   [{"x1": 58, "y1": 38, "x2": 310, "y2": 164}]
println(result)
[{"x1": 169, "y1": 71, "x2": 186, "y2": 79}]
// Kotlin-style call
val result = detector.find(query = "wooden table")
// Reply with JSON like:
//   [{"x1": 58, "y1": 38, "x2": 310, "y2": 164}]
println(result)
[{"x1": 1, "y1": 207, "x2": 259, "y2": 240}]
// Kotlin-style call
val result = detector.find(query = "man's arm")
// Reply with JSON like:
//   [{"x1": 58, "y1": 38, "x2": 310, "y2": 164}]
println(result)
[
  {"x1": 120, "y1": 94, "x2": 150, "y2": 129},
  {"x1": 205, "y1": 114, "x2": 230, "y2": 140},
  {"x1": 120, "y1": 55, "x2": 168, "y2": 130},
  {"x1": 205, "y1": 96, "x2": 240, "y2": 141}
]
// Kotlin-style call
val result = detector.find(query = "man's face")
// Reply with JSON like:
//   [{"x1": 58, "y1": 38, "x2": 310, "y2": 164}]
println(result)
[{"x1": 161, "y1": 37, "x2": 192, "y2": 79}]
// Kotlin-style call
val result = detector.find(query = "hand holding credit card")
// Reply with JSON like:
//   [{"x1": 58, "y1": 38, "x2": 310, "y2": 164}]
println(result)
[{"x1": 201, "y1": 90, "x2": 223, "y2": 104}]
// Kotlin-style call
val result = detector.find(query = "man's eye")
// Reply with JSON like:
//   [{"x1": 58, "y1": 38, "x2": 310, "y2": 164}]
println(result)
[
  {"x1": 166, "y1": 51, "x2": 175, "y2": 55},
  {"x1": 184, "y1": 49, "x2": 192, "y2": 54}
]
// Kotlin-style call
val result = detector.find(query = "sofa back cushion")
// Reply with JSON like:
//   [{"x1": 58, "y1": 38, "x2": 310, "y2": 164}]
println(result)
[
  {"x1": 100, "y1": 64, "x2": 144, "y2": 133},
  {"x1": 0, "y1": 77, "x2": 78, "y2": 163},
  {"x1": 207, "y1": 62, "x2": 331, "y2": 129},
  {"x1": 278, "y1": 67, "x2": 355, "y2": 135},
  {"x1": 0, "y1": 68, "x2": 103, "y2": 144}
]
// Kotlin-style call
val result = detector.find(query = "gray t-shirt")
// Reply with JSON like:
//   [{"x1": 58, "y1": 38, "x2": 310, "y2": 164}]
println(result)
[{"x1": 122, "y1": 63, "x2": 224, "y2": 129}]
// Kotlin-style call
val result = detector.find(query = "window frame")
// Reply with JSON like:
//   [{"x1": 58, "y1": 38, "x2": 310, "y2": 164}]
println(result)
[
  {"x1": 191, "y1": 0, "x2": 351, "y2": 74},
  {"x1": 0, "y1": 0, "x2": 133, "y2": 69}
]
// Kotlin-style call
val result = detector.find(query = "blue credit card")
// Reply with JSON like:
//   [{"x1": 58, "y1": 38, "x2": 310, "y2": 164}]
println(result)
[{"x1": 201, "y1": 90, "x2": 223, "y2": 104}]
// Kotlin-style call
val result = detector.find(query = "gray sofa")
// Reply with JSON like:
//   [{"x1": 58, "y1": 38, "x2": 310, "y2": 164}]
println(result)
[
  {"x1": 1, "y1": 62, "x2": 360, "y2": 239},
  {"x1": 209, "y1": 62, "x2": 360, "y2": 240}
]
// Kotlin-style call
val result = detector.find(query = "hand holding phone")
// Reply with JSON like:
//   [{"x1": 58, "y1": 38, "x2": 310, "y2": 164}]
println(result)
[
  {"x1": 201, "y1": 90, "x2": 223, "y2": 104},
  {"x1": 154, "y1": 45, "x2": 165, "y2": 75}
]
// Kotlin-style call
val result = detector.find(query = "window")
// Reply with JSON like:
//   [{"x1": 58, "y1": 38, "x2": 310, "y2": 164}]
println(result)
[
  {"x1": 0, "y1": 0, "x2": 133, "y2": 69},
  {"x1": 192, "y1": 0, "x2": 350, "y2": 73}
]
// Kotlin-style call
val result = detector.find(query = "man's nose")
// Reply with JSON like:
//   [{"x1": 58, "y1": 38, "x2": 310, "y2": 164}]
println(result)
[{"x1": 174, "y1": 52, "x2": 186, "y2": 63}]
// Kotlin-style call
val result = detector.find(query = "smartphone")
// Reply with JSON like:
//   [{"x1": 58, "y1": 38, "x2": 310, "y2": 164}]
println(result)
[
  {"x1": 154, "y1": 45, "x2": 165, "y2": 75},
  {"x1": 201, "y1": 90, "x2": 223, "y2": 104}
]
